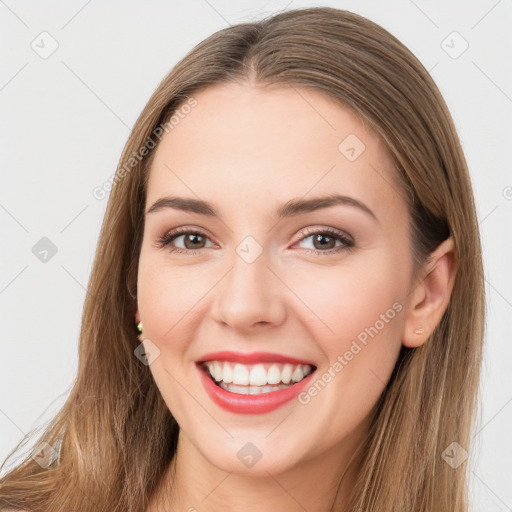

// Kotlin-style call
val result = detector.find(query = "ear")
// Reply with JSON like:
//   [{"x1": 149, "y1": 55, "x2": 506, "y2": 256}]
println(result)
[
  {"x1": 402, "y1": 237, "x2": 457, "y2": 348},
  {"x1": 134, "y1": 301, "x2": 141, "y2": 325}
]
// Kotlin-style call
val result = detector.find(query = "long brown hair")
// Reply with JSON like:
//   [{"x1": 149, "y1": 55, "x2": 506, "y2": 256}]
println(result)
[{"x1": 0, "y1": 7, "x2": 484, "y2": 511}]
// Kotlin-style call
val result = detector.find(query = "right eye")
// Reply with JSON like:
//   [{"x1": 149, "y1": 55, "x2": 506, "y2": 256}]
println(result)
[{"x1": 157, "y1": 227, "x2": 216, "y2": 254}]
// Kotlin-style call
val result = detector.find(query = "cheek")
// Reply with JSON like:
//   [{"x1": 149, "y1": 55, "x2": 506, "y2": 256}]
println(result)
[
  {"x1": 137, "y1": 253, "x2": 215, "y2": 345},
  {"x1": 136, "y1": 256, "x2": 207, "y2": 415},
  {"x1": 289, "y1": 260, "x2": 405, "y2": 369},
  {"x1": 297, "y1": 254, "x2": 402, "y2": 308},
  {"x1": 290, "y1": 267, "x2": 405, "y2": 431}
]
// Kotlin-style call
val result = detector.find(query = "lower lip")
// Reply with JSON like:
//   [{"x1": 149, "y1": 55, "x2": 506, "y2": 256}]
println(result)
[{"x1": 197, "y1": 363, "x2": 315, "y2": 414}]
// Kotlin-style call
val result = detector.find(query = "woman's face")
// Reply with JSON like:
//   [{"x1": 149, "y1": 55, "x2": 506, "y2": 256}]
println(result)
[{"x1": 136, "y1": 82, "x2": 414, "y2": 475}]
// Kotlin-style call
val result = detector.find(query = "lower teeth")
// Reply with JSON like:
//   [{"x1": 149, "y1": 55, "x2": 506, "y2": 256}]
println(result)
[{"x1": 218, "y1": 381, "x2": 293, "y2": 395}]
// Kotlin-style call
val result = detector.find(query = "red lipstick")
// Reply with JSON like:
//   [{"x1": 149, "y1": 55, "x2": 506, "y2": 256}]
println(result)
[
  {"x1": 197, "y1": 350, "x2": 314, "y2": 365},
  {"x1": 196, "y1": 351, "x2": 316, "y2": 414}
]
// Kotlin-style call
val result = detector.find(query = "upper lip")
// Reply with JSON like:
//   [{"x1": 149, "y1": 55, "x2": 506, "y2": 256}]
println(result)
[{"x1": 197, "y1": 350, "x2": 316, "y2": 366}]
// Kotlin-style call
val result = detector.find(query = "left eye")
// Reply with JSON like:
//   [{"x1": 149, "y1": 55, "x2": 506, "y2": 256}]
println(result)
[
  {"x1": 296, "y1": 230, "x2": 353, "y2": 252},
  {"x1": 157, "y1": 227, "x2": 354, "y2": 254}
]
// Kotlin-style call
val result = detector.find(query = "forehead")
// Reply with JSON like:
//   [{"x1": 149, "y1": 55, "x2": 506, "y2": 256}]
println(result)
[{"x1": 145, "y1": 82, "x2": 408, "y2": 222}]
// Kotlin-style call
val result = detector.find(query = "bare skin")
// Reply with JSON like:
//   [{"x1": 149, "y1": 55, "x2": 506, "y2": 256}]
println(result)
[{"x1": 135, "y1": 82, "x2": 456, "y2": 511}]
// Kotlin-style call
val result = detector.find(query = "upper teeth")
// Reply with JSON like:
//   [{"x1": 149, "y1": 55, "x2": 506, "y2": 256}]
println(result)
[{"x1": 203, "y1": 361, "x2": 313, "y2": 386}]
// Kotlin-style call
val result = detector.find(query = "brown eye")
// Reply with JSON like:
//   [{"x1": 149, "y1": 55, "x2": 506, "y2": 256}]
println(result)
[
  {"x1": 182, "y1": 233, "x2": 207, "y2": 249},
  {"x1": 311, "y1": 233, "x2": 336, "y2": 250},
  {"x1": 296, "y1": 227, "x2": 354, "y2": 255},
  {"x1": 157, "y1": 228, "x2": 215, "y2": 254}
]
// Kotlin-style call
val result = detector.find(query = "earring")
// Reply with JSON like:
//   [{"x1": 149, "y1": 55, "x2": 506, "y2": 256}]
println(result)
[
  {"x1": 414, "y1": 327, "x2": 425, "y2": 335},
  {"x1": 136, "y1": 321, "x2": 143, "y2": 340}
]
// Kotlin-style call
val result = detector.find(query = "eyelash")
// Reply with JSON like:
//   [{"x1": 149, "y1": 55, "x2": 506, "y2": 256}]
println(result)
[{"x1": 156, "y1": 226, "x2": 354, "y2": 256}]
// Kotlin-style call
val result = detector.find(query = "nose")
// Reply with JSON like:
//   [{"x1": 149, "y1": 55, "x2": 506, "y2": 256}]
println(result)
[{"x1": 210, "y1": 249, "x2": 287, "y2": 332}]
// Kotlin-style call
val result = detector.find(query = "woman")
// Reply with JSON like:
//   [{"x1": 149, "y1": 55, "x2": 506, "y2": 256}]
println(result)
[{"x1": 0, "y1": 6, "x2": 484, "y2": 511}]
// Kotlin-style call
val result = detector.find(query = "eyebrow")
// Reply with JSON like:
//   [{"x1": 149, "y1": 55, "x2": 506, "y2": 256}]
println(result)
[{"x1": 146, "y1": 194, "x2": 378, "y2": 223}]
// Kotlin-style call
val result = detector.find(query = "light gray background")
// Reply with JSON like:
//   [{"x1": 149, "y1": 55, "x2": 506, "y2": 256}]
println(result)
[{"x1": 1, "y1": 1, "x2": 511, "y2": 510}]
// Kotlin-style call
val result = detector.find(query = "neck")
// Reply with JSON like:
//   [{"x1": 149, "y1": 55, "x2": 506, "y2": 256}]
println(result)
[{"x1": 148, "y1": 427, "x2": 369, "y2": 512}]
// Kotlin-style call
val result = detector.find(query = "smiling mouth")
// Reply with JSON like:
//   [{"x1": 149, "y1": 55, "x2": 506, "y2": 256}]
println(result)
[{"x1": 200, "y1": 360, "x2": 317, "y2": 395}]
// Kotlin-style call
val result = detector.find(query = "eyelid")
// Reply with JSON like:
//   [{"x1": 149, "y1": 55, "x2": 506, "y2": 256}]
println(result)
[{"x1": 293, "y1": 225, "x2": 354, "y2": 245}]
